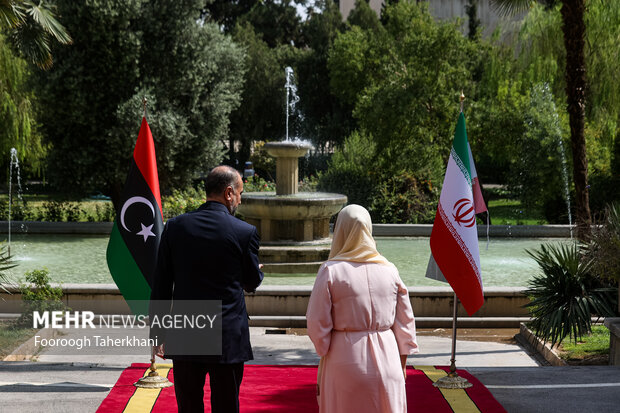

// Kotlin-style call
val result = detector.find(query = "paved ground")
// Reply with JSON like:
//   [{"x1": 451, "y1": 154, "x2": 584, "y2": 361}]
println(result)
[{"x1": 1, "y1": 327, "x2": 619, "y2": 412}]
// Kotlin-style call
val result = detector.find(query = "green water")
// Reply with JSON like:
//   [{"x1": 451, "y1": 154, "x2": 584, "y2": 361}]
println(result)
[{"x1": 1, "y1": 234, "x2": 571, "y2": 287}]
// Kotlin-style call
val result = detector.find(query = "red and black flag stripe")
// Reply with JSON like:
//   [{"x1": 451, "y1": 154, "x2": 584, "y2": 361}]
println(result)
[{"x1": 106, "y1": 117, "x2": 163, "y2": 314}]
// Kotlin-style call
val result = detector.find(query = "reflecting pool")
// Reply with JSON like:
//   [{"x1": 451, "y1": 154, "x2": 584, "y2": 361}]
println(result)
[{"x1": 1, "y1": 234, "x2": 572, "y2": 287}]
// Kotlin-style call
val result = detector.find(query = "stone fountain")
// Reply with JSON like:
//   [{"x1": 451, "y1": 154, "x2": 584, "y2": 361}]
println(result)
[
  {"x1": 237, "y1": 68, "x2": 347, "y2": 273},
  {"x1": 239, "y1": 141, "x2": 346, "y2": 244}
]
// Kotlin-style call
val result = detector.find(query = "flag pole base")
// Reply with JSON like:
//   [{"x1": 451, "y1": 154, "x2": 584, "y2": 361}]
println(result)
[
  {"x1": 433, "y1": 371, "x2": 473, "y2": 389},
  {"x1": 134, "y1": 359, "x2": 174, "y2": 389},
  {"x1": 433, "y1": 361, "x2": 472, "y2": 389}
]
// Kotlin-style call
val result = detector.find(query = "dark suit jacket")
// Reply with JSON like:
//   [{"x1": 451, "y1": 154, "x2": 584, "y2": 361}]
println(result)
[{"x1": 150, "y1": 201, "x2": 263, "y2": 363}]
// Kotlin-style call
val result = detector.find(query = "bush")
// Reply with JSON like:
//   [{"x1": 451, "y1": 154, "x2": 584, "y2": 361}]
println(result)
[
  {"x1": 507, "y1": 84, "x2": 572, "y2": 218},
  {"x1": 39, "y1": 201, "x2": 85, "y2": 222},
  {"x1": 243, "y1": 176, "x2": 276, "y2": 192},
  {"x1": 0, "y1": 199, "x2": 36, "y2": 221},
  {"x1": 17, "y1": 268, "x2": 66, "y2": 327},
  {"x1": 298, "y1": 174, "x2": 319, "y2": 192},
  {"x1": 369, "y1": 172, "x2": 437, "y2": 224},
  {"x1": 94, "y1": 202, "x2": 116, "y2": 222},
  {"x1": 525, "y1": 243, "x2": 617, "y2": 346},
  {"x1": 162, "y1": 187, "x2": 205, "y2": 219},
  {"x1": 249, "y1": 141, "x2": 276, "y2": 181},
  {"x1": 317, "y1": 131, "x2": 377, "y2": 206},
  {"x1": 584, "y1": 203, "x2": 620, "y2": 283},
  {"x1": 65, "y1": 202, "x2": 83, "y2": 222}
]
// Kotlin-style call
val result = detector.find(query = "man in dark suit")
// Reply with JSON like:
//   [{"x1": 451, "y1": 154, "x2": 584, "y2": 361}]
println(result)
[{"x1": 150, "y1": 165, "x2": 263, "y2": 413}]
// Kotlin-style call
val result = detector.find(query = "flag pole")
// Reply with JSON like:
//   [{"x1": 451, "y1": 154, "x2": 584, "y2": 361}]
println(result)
[
  {"x1": 132, "y1": 96, "x2": 173, "y2": 389},
  {"x1": 433, "y1": 91, "x2": 473, "y2": 390},
  {"x1": 433, "y1": 293, "x2": 472, "y2": 389}
]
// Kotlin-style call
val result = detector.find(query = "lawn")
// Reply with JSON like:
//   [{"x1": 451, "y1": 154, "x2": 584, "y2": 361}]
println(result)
[
  {"x1": 0, "y1": 321, "x2": 36, "y2": 359},
  {"x1": 486, "y1": 198, "x2": 548, "y2": 225},
  {"x1": 558, "y1": 325, "x2": 610, "y2": 365}
]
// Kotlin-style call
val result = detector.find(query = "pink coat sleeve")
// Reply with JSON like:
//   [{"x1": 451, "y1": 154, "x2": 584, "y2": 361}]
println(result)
[
  {"x1": 392, "y1": 276, "x2": 419, "y2": 355},
  {"x1": 306, "y1": 264, "x2": 333, "y2": 357}
]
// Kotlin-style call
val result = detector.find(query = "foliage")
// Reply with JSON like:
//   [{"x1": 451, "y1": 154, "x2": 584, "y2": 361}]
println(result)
[
  {"x1": 0, "y1": 0, "x2": 72, "y2": 68},
  {"x1": 229, "y1": 24, "x2": 291, "y2": 166},
  {"x1": 17, "y1": 268, "x2": 65, "y2": 327},
  {"x1": 584, "y1": 203, "x2": 620, "y2": 282},
  {"x1": 468, "y1": 79, "x2": 528, "y2": 184},
  {"x1": 296, "y1": 0, "x2": 352, "y2": 149},
  {"x1": 40, "y1": 201, "x2": 83, "y2": 222},
  {"x1": 0, "y1": 198, "x2": 35, "y2": 221},
  {"x1": 0, "y1": 243, "x2": 17, "y2": 287},
  {"x1": 559, "y1": 325, "x2": 609, "y2": 362},
  {"x1": 328, "y1": 1, "x2": 482, "y2": 181},
  {"x1": 93, "y1": 202, "x2": 115, "y2": 222},
  {"x1": 35, "y1": 1, "x2": 245, "y2": 208},
  {"x1": 0, "y1": 34, "x2": 47, "y2": 180},
  {"x1": 238, "y1": 0, "x2": 304, "y2": 48},
  {"x1": 525, "y1": 243, "x2": 617, "y2": 346},
  {"x1": 465, "y1": 0, "x2": 481, "y2": 40},
  {"x1": 511, "y1": 1, "x2": 620, "y2": 176},
  {"x1": 0, "y1": 321, "x2": 35, "y2": 358},
  {"x1": 243, "y1": 176, "x2": 276, "y2": 193},
  {"x1": 161, "y1": 187, "x2": 205, "y2": 220},
  {"x1": 507, "y1": 83, "x2": 571, "y2": 223},
  {"x1": 298, "y1": 174, "x2": 319, "y2": 192},
  {"x1": 369, "y1": 172, "x2": 437, "y2": 224},
  {"x1": 317, "y1": 131, "x2": 378, "y2": 207},
  {"x1": 486, "y1": 198, "x2": 547, "y2": 225},
  {"x1": 347, "y1": 0, "x2": 382, "y2": 32},
  {"x1": 249, "y1": 141, "x2": 276, "y2": 181}
]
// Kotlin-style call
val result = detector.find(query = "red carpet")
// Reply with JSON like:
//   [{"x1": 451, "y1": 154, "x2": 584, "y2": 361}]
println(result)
[{"x1": 97, "y1": 363, "x2": 506, "y2": 412}]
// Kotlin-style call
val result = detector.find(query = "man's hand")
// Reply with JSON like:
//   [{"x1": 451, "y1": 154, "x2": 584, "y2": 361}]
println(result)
[{"x1": 153, "y1": 344, "x2": 166, "y2": 359}]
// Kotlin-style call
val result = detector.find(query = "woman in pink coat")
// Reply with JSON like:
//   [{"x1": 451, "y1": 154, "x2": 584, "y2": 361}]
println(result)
[{"x1": 306, "y1": 204, "x2": 418, "y2": 413}]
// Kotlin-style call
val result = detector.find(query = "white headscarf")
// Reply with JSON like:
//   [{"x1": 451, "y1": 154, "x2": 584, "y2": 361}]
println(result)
[{"x1": 328, "y1": 204, "x2": 392, "y2": 266}]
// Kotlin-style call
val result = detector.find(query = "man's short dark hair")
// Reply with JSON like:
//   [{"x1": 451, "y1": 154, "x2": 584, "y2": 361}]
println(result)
[{"x1": 205, "y1": 166, "x2": 241, "y2": 196}]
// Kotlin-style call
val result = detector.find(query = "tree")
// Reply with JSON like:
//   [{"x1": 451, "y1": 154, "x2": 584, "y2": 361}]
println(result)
[
  {"x1": 238, "y1": 0, "x2": 305, "y2": 48},
  {"x1": 465, "y1": 0, "x2": 481, "y2": 39},
  {"x1": 0, "y1": 0, "x2": 71, "y2": 68},
  {"x1": 296, "y1": 0, "x2": 351, "y2": 149},
  {"x1": 347, "y1": 0, "x2": 382, "y2": 32},
  {"x1": 35, "y1": 0, "x2": 245, "y2": 207},
  {"x1": 0, "y1": 1, "x2": 70, "y2": 181},
  {"x1": 201, "y1": 0, "x2": 261, "y2": 33},
  {"x1": 329, "y1": 1, "x2": 481, "y2": 180},
  {"x1": 0, "y1": 34, "x2": 46, "y2": 179},
  {"x1": 228, "y1": 22, "x2": 289, "y2": 166},
  {"x1": 491, "y1": 0, "x2": 592, "y2": 239}
]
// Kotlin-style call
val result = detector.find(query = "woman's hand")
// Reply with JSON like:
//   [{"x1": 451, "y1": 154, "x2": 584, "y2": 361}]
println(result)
[{"x1": 400, "y1": 354, "x2": 408, "y2": 381}]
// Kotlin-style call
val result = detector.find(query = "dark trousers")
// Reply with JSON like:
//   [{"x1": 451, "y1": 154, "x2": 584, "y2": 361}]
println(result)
[{"x1": 173, "y1": 360, "x2": 244, "y2": 413}]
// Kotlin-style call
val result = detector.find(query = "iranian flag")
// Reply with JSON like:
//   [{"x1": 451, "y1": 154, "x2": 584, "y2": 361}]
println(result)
[
  {"x1": 106, "y1": 117, "x2": 163, "y2": 315},
  {"x1": 428, "y1": 112, "x2": 484, "y2": 315}
]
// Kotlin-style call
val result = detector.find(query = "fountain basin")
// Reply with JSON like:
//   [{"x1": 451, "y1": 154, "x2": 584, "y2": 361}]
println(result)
[
  {"x1": 239, "y1": 191, "x2": 347, "y2": 244},
  {"x1": 265, "y1": 141, "x2": 312, "y2": 158}
]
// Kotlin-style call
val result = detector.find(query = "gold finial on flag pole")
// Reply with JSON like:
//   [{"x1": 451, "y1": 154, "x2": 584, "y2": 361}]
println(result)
[
  {"x1": 460, "y1": 91, "x2": 465, "y2": 113},
  {"x1": 142, "y1": 97, "x2": 148, "y2": 119}
]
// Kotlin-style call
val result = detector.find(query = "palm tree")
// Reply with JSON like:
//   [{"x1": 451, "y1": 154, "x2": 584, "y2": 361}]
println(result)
[
  {"x1": 0, "y1": 0, "x2": 72, "y2": 69},
  {"x1": 491, "y1": 0, "x2": 592, "y2": 240}
]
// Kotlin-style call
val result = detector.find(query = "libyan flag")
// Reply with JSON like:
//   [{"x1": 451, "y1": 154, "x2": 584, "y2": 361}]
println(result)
[
  {"x1": 106, "y1": 117, "x2": 163, "y2": 315},
  {"x1": 427, "y1": 112, "x2": 485, "y2": 316}
]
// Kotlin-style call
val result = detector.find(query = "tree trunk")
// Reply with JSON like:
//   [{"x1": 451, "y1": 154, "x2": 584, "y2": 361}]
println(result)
[{"x1": 561, "y1": 0, "x2": 591, "y2": 240}]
